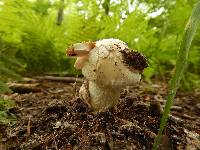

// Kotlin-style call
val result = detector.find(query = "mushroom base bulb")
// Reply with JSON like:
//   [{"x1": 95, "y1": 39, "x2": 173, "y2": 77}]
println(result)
[{"x1": 67, "y1": 39, "x2": 148, "y2": 111}]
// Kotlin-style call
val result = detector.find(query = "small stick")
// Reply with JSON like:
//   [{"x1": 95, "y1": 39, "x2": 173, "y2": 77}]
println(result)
[
  {"x1": 172, "y1": 112, "x2": 196, "y2": 120},
  {"x1": 27, "y1": 116, "x2": 31, "y2": 139},
  {"x1": 35, "y1": 76, "x2": 83, "y2": 83}
]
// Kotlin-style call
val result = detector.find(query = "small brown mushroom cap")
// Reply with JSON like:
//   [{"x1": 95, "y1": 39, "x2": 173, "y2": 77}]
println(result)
[{"x1": 66, "y1": 42, "x2": 96, "y2": 57}]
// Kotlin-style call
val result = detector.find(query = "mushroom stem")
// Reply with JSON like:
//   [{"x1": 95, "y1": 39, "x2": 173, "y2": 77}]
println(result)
[
  {"x1": 74, "y1": 56, "x2": 88, "y2": 69},
  {"x1": 88, "y1": 81, "x2": 121, "y2": 111}
]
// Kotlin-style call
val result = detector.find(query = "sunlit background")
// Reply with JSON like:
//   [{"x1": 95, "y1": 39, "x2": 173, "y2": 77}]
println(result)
[{"x1": 0, "y1": 0, "x2": 199, "y2": 93}]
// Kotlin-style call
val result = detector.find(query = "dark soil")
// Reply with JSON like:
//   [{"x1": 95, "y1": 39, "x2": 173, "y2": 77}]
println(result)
[
  {"x1": 0, "y1": 77, "x2": 200, "y2": 150},
  {"x1": 121, "y1": 48, "x2": 148, "y2": 72}
]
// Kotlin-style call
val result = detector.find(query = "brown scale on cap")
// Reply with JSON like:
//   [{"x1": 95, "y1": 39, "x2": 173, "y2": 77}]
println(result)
[
  {"x1": 87, "y1": 42, "x2": 96, "y2": 49},
  {"x1": 67, "y1": 47, "x2": 76, "y2": 56},
  {"x1": 120, "y1": 48, "x2": 148, "y2": 72}
]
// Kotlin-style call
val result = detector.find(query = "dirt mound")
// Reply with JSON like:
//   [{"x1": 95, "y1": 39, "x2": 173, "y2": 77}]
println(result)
[{"x1": 0, "y1": 78, "x2": 199, "y2": 149}]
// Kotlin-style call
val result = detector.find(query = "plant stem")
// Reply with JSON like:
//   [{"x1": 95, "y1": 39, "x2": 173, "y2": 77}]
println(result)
[
  {"x1": 152, "y1": 1, "x2": 200, "y2": 149},
  {"x1": 56, "y1": 0, "x2": 64, "y2": 26}
]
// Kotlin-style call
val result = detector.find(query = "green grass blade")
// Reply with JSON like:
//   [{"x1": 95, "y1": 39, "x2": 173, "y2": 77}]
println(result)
[{"x1": 152, "y1": 1, "x2": 200, "y2": 149}]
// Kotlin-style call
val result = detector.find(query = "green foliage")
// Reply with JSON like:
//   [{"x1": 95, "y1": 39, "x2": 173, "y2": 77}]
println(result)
[
  {"x1": 0, "y1": 39, "x2": 21, "y2": 80},
  {"x1": 0, "y1": 81, "x2": 11, "y2": 94},
  {"x1": 0, "y1": 0, "x2": 199, "y2": 92},
  {"x1": 0, "y1": 39, "x2": 22, "y2": 93},
  {"x1": 153, "y1": 1, "x2": 200, "y2": 149},
  {"x1": 0, "y1": 0, "x2": 64, "y2": 74},
  {"x1": 0, "y1": 98, "x2": 16, "y2": 124}
]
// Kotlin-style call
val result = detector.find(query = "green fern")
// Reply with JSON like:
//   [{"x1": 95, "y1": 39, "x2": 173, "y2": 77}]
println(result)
[
  {"x1": 0, "y1": 39, "x2": 21, "y2": 93},
  {"x1": 0, "y1": 98, "x2": 16, "y2": 124}
]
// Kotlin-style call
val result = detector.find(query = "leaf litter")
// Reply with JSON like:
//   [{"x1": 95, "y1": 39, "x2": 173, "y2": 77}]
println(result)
[{"x1": 0, "y1": 77, "x2": 199, "y2": 150}]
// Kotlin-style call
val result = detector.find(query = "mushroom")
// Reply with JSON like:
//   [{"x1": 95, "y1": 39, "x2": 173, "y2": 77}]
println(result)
[{"x1": 66, "y1": 39, "x2": 148, "y2": 111}]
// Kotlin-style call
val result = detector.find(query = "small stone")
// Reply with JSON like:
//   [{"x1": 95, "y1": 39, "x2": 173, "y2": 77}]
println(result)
[
  {"x1": 1, "y1": 138, "x2": 7, "y2": 142},
  {"x1": 195, "y1": 103, "x2": 200, "y2": 113},
  {"x1": 54, "y1": 121, "x2": 62, "y2": 129},
  {"x1": 92, "y1": 132, "x2": 106, "y2": 144},
  {"x1": 146, "y1": 131, "x2": 156, "y2": 139},
  {"x1": 63, "y1": 121, "x2": 76, "y2": 130},
  {"x1": 149, "y1": 100, "x2": 163, "y2": 116}
]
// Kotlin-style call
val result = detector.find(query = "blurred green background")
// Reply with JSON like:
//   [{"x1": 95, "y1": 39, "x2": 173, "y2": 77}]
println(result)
[{"x1": 0, "y1": 0, "x2": 199, "y2": 93}]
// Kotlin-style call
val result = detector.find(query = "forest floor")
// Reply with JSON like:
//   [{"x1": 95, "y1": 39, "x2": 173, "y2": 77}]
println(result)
[{"x1": 0, "y1": 76, "x2": 200, "y2": 150}]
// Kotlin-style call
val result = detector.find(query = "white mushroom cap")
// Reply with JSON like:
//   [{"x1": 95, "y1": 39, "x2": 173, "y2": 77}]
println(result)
[{"x1": 81, "y1": 39, "x2": 142, "y2": 87}]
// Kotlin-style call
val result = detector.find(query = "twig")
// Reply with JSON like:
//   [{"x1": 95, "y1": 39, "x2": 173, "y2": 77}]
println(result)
[
  {"x1": 172, "y1": 112, "x2": 196, "y2": 120},
  {"x1": 27, "y1": 116, "x2": 31, "y2": 138},
  {"x1": 7, "y1": 83, "x2": 41, "y2": 93},
  {"x1": 35, "y1": 76, "x2": 83, "y2": 83},
  {"x1": 161, "y1": 105, "x2": 183, "y2": 112},
  {"x1": 169, "y1": 115, "x2": 198, "y2": 130}
]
